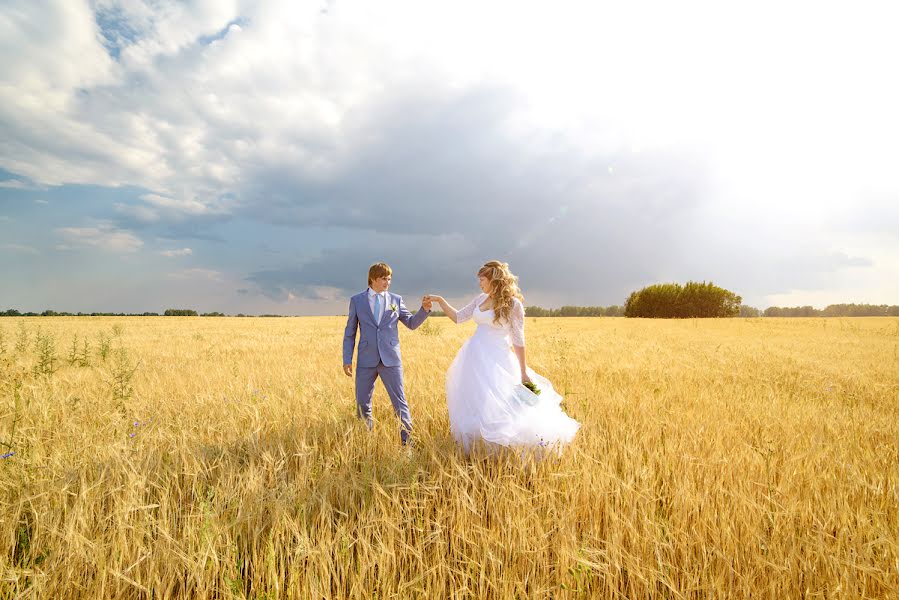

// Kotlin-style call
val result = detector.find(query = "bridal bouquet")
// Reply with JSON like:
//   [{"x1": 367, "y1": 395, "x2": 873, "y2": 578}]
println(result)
[{"x1": 514, "y1": 381, "x2": 541, "y2": 406}]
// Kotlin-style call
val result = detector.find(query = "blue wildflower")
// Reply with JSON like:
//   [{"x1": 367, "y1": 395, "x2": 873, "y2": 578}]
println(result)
[{"x1": 1, "y1": 451, "x2": 15, "y2": 459}]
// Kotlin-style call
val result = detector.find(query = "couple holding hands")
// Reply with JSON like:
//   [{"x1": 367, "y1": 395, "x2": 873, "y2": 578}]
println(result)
[{"x1": 343, "y1": 260, "x2": 580, "y2": 453}]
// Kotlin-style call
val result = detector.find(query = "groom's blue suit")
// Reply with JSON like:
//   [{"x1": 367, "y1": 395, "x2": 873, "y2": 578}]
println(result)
[{"x1": 343, "y1": 290, "x2": 429, "y2": 444}]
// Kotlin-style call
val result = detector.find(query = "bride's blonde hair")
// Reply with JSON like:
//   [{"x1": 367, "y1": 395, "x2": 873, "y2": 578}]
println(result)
[{"x1": 478, "y1": 260, "x2": 524, "y2": 325}]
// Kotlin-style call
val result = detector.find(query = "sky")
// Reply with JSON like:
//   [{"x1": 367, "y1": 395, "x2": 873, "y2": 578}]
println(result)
[{"x1": 2, "y1": 0, "x2": 898, "y2": 315}]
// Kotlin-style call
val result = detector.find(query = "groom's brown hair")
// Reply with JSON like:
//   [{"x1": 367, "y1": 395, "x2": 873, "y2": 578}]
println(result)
[{"x1": 368, "y1": 262, "x2": 392, "y2": 286}]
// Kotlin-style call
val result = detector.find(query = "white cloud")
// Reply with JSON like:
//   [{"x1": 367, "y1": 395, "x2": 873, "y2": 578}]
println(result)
[
  {"x1": 114, "y1": 192, "x2": 229, "y2": 224},
  {"x1": 141, "y1": 194, "x2": 212, "y2": 214},
  {"x1": 0, "y1": 179, "x2": 45, "y2": 191},
  {"x1": 2, "y1": 243, "x2": 40, "y2": 255},
  {"x1": 55, "y1": 222, "x2": 143, "y2": 253},
  {"x1": 304, "y1": 286, "x2": 344, "y2": 302},
  {"x1": 97, "y1": 0, "x2": 242, "y2": 68},
  {"x1": 167, "y1": 267, "x2": 222, "y2": 281},
  {"x1": 113, "y1": 202, "x2": 159, "y2": 223},
  {"x1": 0, "y1": 0, "x2": 122, "y2": 186},
  {"x1": 160, "y1": 247, "x2": 193, "y2": 257}
]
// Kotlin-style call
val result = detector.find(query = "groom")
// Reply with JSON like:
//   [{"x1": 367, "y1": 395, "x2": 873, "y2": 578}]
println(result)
[{"x1": 343, "y1": 262, "x2": 432, "y2": 445}]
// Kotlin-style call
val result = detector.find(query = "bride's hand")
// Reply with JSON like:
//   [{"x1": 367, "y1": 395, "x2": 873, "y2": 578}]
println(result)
[
  {"x1": 426, "y1": 294, "x2": 445, "y2": 304},
  {"x1": 521, "y1": 373, "x2": 533, "y2": 385}
]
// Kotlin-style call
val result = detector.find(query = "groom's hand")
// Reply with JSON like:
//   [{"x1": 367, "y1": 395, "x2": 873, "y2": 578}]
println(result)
[
  {"x1": 422, "y1": 295, "x2": 433, "y2": 311},
  {"x1": 343, "y1": 364, "x2": 353, "y2": 377}
]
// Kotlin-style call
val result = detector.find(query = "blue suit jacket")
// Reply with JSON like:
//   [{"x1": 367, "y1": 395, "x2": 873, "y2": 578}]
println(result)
[{"x1": 343, "y1": 291, "x2": 429, "y2": 368}]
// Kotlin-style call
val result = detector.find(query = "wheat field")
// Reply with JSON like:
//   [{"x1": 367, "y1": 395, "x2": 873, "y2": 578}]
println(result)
[{"x1": 0, "y1": 316, "x2": 897, "y2": 599}]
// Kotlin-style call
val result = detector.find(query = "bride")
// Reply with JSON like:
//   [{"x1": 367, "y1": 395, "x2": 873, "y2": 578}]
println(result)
[{"x1": 426, "y1": 261, "x2": 580, "y2": 454}]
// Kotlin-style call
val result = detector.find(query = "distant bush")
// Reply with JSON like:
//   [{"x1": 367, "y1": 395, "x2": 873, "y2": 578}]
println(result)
[
  {"x1": 164, "y1": 309, "x2": 198, "y2": 316},
  {"x1": 525, "y1": 305, "x2": 624, "y2": 317},
  {"x1": 764, "y1": 304, "x2": 899, "y2": 317},
  {"x1": 739, "y1": 305, "x2": 761, "y2": 318},
  {"x1": 625, "y1": 282, "x2": 741, "y2": 318},
  {"x1": 764, "y1": 306, "x2": 819, "y2": 317},
  {"x1": 3, "y1": 309, "x2": 161, "y2": 317}
]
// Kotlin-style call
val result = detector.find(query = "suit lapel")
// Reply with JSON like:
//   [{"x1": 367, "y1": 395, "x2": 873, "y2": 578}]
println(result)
[
  {"x1": 380, "y1": 293, "x2": 394, "y2": 324},
  {"x1": 360, "y1": 291, "x2": 377, "y2": 326},
  {"x1": 384, "y1": 294, "x2": 400, "y2": 319}
]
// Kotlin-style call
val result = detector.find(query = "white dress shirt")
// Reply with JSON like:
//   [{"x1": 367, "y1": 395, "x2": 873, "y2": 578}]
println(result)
[{"x1": 367, "y1": 287, "x2": 388, "y2": 323}]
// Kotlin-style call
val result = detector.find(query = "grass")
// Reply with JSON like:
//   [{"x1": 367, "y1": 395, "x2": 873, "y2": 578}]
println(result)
[{"x1": 0, "y1": 316, "x2": 897, "y2": 598}]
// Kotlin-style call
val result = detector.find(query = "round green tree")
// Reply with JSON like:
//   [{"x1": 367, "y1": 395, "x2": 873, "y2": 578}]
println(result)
[{"x1": 624, "y1": 281, "x2": 742, "y2": 318}]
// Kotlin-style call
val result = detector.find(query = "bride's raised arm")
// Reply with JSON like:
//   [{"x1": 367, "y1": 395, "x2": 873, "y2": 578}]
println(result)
[{"x1": 425, "y1": 294, "x2": 481, "y2": 324}]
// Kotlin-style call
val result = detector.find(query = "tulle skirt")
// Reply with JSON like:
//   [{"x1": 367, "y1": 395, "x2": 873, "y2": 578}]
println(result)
[{"x1": 445, "y1": 331, "x2": 580, "y2": 454}]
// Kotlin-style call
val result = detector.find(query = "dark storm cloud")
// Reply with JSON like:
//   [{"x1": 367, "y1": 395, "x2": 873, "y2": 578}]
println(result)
[
  {"x1": 239, "y1": 86, "x2": 712, "y2": 302},
  {"x1": 245, "y1": 232, "x2": 481, "y2": 301},
  {"x1": 236, "y1": 87, "x2": 529, "y2": 236}
]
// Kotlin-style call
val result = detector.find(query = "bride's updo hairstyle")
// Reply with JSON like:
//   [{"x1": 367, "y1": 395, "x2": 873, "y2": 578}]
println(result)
[{"x1": 478, "y1": 260, "x2": 524, "y2": 325}]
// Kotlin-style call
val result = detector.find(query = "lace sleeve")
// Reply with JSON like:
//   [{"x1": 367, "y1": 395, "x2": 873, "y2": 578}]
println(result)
[
  {"x1": 510, "y1": 298, "x2": 525, "y2": 346},
  {"x1": 455, "y1": 294, "x2": 483, "y2": 324}
]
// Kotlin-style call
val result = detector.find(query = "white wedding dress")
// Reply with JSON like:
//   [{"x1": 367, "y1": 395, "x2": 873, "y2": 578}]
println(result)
[{"x1": 445, "y1": 293, "x2": 581, "y2": 453}]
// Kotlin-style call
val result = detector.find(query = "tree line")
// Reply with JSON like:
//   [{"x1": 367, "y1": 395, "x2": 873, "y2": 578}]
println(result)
[
  {"x1": 525, "y1": 305, "x2": 624, "y2": 317},
  {"x1": 3, "y1": 300, "x2": 899, "y2": 319},
  {"x1": 0, "y1": 309, "x2": 286, "y2": 318},
  {"x1": 1, "y1": 309, "x2": 164, "y2": 317},
  {"x1": 761, "y1": 304, "x2": 899, "y2": 317}
]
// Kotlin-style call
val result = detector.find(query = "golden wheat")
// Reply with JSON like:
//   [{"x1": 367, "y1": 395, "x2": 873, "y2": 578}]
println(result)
[{"x1": 1, "y1": 316, "x2": 897, "y2": 598}]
